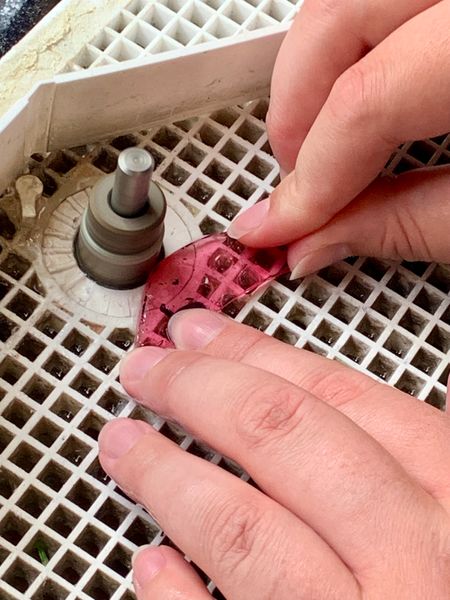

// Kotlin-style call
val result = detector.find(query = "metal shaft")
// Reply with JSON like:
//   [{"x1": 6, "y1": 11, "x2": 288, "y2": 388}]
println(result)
[{"x1": 110, "y1": 148, "x2": 154, "y2": 217}]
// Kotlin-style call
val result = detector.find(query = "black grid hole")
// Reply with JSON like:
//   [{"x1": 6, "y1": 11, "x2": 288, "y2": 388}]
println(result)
[
  {"x1": 245, "y1": 155, "x2": 272, "y2": 179},
  {"x1": 36, "y1": 311, "x2": 65, "y2": 338},
  {"x1": 179, "y1": 142, "x2": 206, "y2": 167},
  {"x1": 0, "y1": 547, "x2": 8, "y2": 566},
  {"x1": 384, "y1": 331, "x2": 413, "y2": 358},
  {"x1": 188, "y1": 179, "x2": 215, "y2": 204},
  {"x1": 0, "y1": 252, "x2": 31, "y2": 280},
  {"x1": 80, "y1": 412, "x2": 108, "y2": 442},
  {"x1": 2, "y1": 398, "x2": 34, "y2": 428},
  {"x1": 153, "y1": 126, "x2": 182, "y2": 150},
  {"x1": 32, "y1": 579, "x2": 69, "y2": 600},
  {"x1": 217, "y1": 457, "x2": 244, "y2": 477},
  {"x1": 251, "y1": 99, "x2": 269, "y2": 121},
  {"x1": 93, "y1": 149, "x2": 118, "y2": 174},
  {"x1": 340, "y1": 336, "x2": 369, "y2": 364},
  {"x1": 368, "y1": 354, "x2": 397, "y2": 381},
  {"x1": 399, "y1": 308, "x2": 428, "y2": 336},
  {"x1": 108, "y1": 327, "x2": 134, "y2": 350},
  {"x1": 213, "y1": 197, "x2": 240, "y2": 221},
  {"x1": 174, "y1": 117, "x2": 198, "y2": 131},
  {"x1": 196, "y1": 123, "x2": 222, "y2": 147},
  {"x1": 411, "y1": 347, "x2": 440, "y2": 375},
  {"x1": 111, "y1": 134, "x2": 140, "y2": 151},
  {"x1": 302, "y1": 280, "x2": 331, "y2": 308},
  {"x1": 87, "y1": 456, "x2": 110, "y2": 485},
  {"x1": 105, "y1": 544, "x2": 133, "y2": 578},
  {"x1": 51, "y1": 393, "x2": 82, "y2": 422},
  {"x1": 242, "y1": 308, "x2": 271, "y2": 331},
  {"x1": 211, "y1": 107, "x2": 239, "y2": 127},
  {"x1": 428, "y1": 264, "x2": 450, "y2": 294},
  {"x1": 46, "y1": 504, "x2": 79, "y2": 538},
  {"x1": 187, "y1": 440, "x2": 216, "y2": 461},
  {"x1": 395, "y1": 371, "x2": 425, "y2": 396},
  {"x1": 144, "y1": 145, "x2": 165, "y2": 168},
  {"x1": 98, "y1": 388, "x2": 128, "y2": 416},
  {"x1": 18, "y1": 486, "x2": 51, "y2": 518},
  {"x1": 284, "y1": 303, "x2": 313, "y2": 330},
  {"x1": 436, "y1": 151, "x2": 450, "y2": 166},
  {"x1": 329, "y1": 298, "x2": 358, "y2": 324},
  {"x1": 234, "y1": 266, "x2": 260, "y2": 290},
  {"x1": 426, "y1": 325, "x2": 450, "y2": 353},
  {"x1": 318, "y1": 263, "x2": 347, "y2": 287},
  {"x1": 4, "y1": 558, "x2": 39, "y2": 593},
  {"x1": 124, "y1": 516, "x2": 160, "y2": 547},
  {"x1": 24, "y1": 374, "x2": 54, "y2": 404},
  {"x1": 0, "y1": 513, "x2": 30, "y2": 544},
  {"x1": 48, "y1": 151, "x2": 77, "y2": 175},
  {"x1": 0, "y1": 314, "x2": 17, "y2": 342},
  {"x1": 15, "y1": 333, "x2": 45, "y2": 361},
  {"x1": 70, "y1": 370, "x2": 100, "y2": 398},
  {"x1": 408, "y1": 140, "x2": 436, "y2": 163},
  {"x1": 229, "y1": 175, "x2": 257, "y2": 200},
  {"x1": 200, "y1": 216, "x2": 225, "y2": 235},
  {"x1": 426, "y1": 387, "x2": 446, "y2": 411},
  {"x1": 129, "y1": 404, "x2": 159, "y2": 425},
  {"x1": 7, "y1": 290, "x2": 38, "y2": 320},
  {"x1": 67, "y1": 479, "x2": 100, "y2": 511},
  {"x1": 259, "y1": 286, "x2": 287, "y2": 312},
  {"x1": 261, "y1": 140, "x2": 273, "y2": 156},
  {"x1": 10, "y1": 442, "x2": 43, "y2": 473},
  {"x1": 0, "y1": 206, "x2": 16, "y2": 240},
  {"x1": 313, "y1": 320, "x2": 342, "y2": 346},
  {"x1": 393, "y1": 156, "x2": 417, "y2": 174},
  {"x1": 62, "y1": 329, "x2": 90, "y2": 356},
  {"x1": 95, "y1": 498, "x2": 128, "y2": 530},
  {"x1": 345, "y1": 277, "x2": 373, "y2": 302},
  {"x1": 301, "y1": 340, "x2": 328, "y2": 356},
  {"x1": 90, "y1": 347, "x2": 120, "y2": 375},
  {"x1": 0, "y1": 356, "x2": 25, "y2": 385},
  {"x1": 220, "y1": 139, "x2": 246, "y2": 163},
  {"x1": 38, "y1": 461, "x2": 71, "y2": 493},
  {"x1": 30, "y1": 417, "x2": 63, "y2": 448},
  {"x1": 413, "y1": 287, "x2": 442, "y2": 314},
  {"x1": 0, "y1": 275, "x2": 12, "y2": 299},
  {"x1": 0, "y1": 424, "x2": 14, "y2": 454},
  {"x1": 159, "y1": 421, "x2": 186, "y2": 444},
  {"x1": 59, "y1": 435, "x2": 91, "y2": 466},
  {"x1": 360, "y1": 257, "x2": 390, "y2": 281},
  {"x1": 236, "y1": 120, "x2": 264, "y2": 143},
  {"x1": 118, "y1": 592, "x2": 136, "y2": 600},
  {"x1": 196, "y1": 274, "x2": 220, "y2": 299},
  {"x1": 162, "y1": 162, "x2": 190, "y2": 186},
  {"x1": 84, "y1": 570, "x2": 119, "y2": 599},
  {"x1": 55, "y1": 551, "x2": 89, "y2": 585},
  {"x1": 43, "y1": 353, "x2": 73, "y2": 381},
  {"x1": 205, "y1": 159, "x2": 232, "y2": 184},
  {"x1": 372, "y1": 292, "x2": 400, "y2": 319},
  {"x1": 75, "y1": 524, "x2": 109, "y2": 558},
  {"x1": 401, "y1": 260, "x2": 429, "y2": 276},
  {"x1": 273, "y1": 324, "x2": 299, "y2": 346},
  {"x1": 223, "y1": 235, "x2": 245, "y2": 254},
  {"x1": 387, "y1": 273, "x2": 414, "y2": 298},
  {"x1": 0, "y1": 465, "x2": 21, "y2": 499},
  {"x1": 439, "y1": 363, "x2": 450, "y2": 386},
  {"x1": 25, "y1": 531, "x2": 60, "y2": 566}
]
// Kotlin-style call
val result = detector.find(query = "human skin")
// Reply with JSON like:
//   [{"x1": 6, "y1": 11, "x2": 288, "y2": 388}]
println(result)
[
  {"x1": 98, "y1": 309, "x2": 450, "y2": 599},
  {"x1": 227, "y1": 0, "x2": 450, "y2": 278}
]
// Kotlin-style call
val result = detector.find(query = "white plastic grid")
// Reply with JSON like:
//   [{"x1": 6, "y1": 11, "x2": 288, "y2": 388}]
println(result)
[
  {"x1": 1, "y1": 98, "x2": 450, "y2": 599},
  {"x1": 65, "y1": 0, "x2": 300, "y2": 71}
]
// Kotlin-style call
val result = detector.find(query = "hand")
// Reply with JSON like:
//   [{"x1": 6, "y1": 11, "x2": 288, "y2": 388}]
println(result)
[
  {"x1": 227, "y1": 0, "x2": 450, "y2": 278},
  {"x1": 99, "y1": 309, "x2": 450, "y2": 599}
]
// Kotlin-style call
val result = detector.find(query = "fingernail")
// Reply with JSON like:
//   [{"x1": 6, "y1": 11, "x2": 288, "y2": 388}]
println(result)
[
  {"x1": 120, "y1": 347, "x2": 169, "y2": 390},
  {"x1": 289, "y1": 244, "x2": 351, "y2": 280},
  {"x1": 227, "y1": 198, "x2": 270, "y2": 239},
  {"x1": 133, "y1": 546, "x2": 166, "y2": 591},
  {"x1": 168, "y1": 309, "x2": 227, "y2": 349},
  {"x1": 99, "y1": 419, "x2": 149, "y2": 460}
]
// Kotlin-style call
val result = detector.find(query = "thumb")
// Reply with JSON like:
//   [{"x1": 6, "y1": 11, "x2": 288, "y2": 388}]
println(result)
[{"x1": 286, "y1": 166, "x2": 450, "y2": 278}]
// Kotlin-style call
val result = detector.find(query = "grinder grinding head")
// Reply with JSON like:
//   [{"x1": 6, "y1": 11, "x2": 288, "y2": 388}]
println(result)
[{"x1": 75, "y1": 148, "x2": 166, "y2": 289}]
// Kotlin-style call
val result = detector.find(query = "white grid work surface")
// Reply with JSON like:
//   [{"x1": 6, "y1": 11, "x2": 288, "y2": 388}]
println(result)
[
  {"x1": 65, "y1": 0, "x2": 301, "y2": 71},
  {"x1": 1, "y1": 98, "x2": 450, "y2": 599}
]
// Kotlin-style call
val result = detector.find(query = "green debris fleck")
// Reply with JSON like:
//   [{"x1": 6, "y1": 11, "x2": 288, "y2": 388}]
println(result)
[{"x1": 34, "y1": 539, "x2": 49, "y2": 566}]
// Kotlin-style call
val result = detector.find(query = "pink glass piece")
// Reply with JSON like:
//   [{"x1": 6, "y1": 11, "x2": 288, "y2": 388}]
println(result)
[{"x1": 136, "y1": 233, "x2": 288, "y2": 348}]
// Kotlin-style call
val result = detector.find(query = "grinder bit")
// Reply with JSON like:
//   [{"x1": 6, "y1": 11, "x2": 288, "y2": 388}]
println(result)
[{"x1": 75, "y1": 148, "x2": 166, "y2": 289}]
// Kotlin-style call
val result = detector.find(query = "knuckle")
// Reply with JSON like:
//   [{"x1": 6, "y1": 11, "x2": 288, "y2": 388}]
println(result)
[
  {"x1": 204, "y1": 500, "x2": 267, "y2": 577},
  {"x1": 380, "y1": 204, "x2": 432, "y2": 262},
  {"x1": 299, "y1": 366, "x2": 376, "y2": 408},
  {"x1": 236, "y1": 382, "x2": 309, "y2": 450}
]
